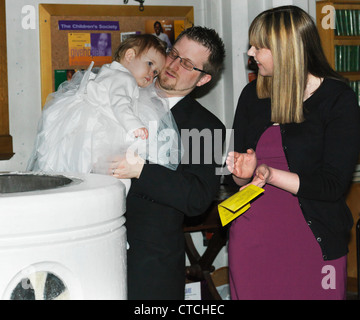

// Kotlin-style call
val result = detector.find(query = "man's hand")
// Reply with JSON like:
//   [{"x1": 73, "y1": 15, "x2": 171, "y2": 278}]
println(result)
[{"x1": 111, "y1": 150, "x2": 145, "y2": 179}]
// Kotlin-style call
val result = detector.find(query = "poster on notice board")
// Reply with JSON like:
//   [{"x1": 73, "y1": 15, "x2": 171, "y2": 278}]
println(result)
[
  {"x1": 68, "y1": 33, "x2": 113, "y2": 66},
  {"x1": 60, "y1": 20, "x2": 120, "y2": 66},
  {"x1": 145, "y1": 20, "x2": 185, "y2": 50}
]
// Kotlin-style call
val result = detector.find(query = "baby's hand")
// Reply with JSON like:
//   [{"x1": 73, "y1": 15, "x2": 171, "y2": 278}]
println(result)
[{"x1": 134, "y1": 127, "x2": 149, "y2": 140}]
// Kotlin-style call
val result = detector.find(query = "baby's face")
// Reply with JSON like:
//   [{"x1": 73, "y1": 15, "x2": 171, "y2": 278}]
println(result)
[{"x1": 130, "y1": 48, "x2": 165, "y2": 88}]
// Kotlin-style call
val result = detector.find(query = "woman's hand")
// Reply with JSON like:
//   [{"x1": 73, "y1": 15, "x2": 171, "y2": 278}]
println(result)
[
  {"x1": 251, "y1": 164, "x2": 270, "y2": 188},
  {"x1": 226, "y1": 149, "x2": 257, "y2": 179},
  {"x1": 241, "y1": 164, "x2": 300, "y2": 195}
]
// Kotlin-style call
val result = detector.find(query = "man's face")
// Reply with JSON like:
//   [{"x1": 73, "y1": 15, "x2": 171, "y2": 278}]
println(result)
[
  {"x1": 156, "y1": 36, "x2": 212, "y2": 97},
  {"x1": 154, "y1": 23, "x2": 161, "y2": 36}
]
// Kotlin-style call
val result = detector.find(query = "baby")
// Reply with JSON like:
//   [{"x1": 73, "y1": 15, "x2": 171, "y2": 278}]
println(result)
[{"x1": 27, "y1": 34, "x2": 180, "y2": 174}]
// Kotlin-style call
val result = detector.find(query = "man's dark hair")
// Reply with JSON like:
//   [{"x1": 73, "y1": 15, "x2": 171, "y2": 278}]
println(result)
[{"x1": 175, "y1": 26, "x2": 225, "y2": 76}]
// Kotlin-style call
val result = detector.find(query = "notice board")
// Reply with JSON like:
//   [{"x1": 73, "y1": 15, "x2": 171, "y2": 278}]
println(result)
[{"x1": 39, "y1": 4, "x2": 194, "y2": 106}]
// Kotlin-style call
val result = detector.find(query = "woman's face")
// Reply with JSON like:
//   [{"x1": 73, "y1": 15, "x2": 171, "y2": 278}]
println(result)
[
  {"x1": 247, "y1": 45, "x2": 274, "y2": 77},
  {"x1": 98, "y1": 33, "x2": 109, "y2": 50}
]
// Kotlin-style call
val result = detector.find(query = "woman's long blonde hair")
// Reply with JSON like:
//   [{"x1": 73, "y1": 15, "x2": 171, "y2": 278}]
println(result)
[{"x1": 249, "y1": 6, "x2": 344, "y2": 124}]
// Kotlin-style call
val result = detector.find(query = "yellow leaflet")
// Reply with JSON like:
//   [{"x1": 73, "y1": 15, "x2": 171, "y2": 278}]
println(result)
[{"x1": 218, "y1": 184, "x2": 264, "y2": 226}]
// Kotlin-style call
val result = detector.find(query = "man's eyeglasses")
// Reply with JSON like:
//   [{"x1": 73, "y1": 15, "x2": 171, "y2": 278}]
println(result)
[{"x1": 167, "y1": 49, "x2": 210, "y2": 75}]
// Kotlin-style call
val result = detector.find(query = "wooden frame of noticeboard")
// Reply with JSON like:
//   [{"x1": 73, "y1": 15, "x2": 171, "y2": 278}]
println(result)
[{"x1": 39, "y1": 4, "x2": 194, "y2": 107}]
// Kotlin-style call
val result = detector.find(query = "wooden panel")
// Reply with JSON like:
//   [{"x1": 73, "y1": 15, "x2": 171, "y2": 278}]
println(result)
[
  {"x1": 40, "y1": 4, "x2": 194, "y2": 18},
  {"x1": 317, "y1": 1, "x2": 360, "y2": 290},
  {"x1": 346, "y1": 183, "x2": 360, "y2": 287},
  {"x1": 339, "y1": 72, "x2": 360, "y2": 81},
  {"x1": 39, "y1": 5, "x2": 53, "y2": 112},
  {"x1": 0, "y1": 135, "x2": 13, "y2": 160},
  {"x1": 0, "y1": 0, "x2": 13, "y2": 160},
  {"x1": 317, "y1": 1, "x2": 360, "y2": 81},
  {"x1": 316, "y1": 1, "x2": 336, "y2": 67},
  {"x1": 333, "y1": 3, "x2": 360, "y2": 9},
  {"x1": 334, "y1": 37, "x2": 360, "y2": 45}
]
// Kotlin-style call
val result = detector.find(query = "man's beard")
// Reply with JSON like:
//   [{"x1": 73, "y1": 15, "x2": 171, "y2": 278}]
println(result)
[{"x1": 157, "y1": 69, "x2": 198, "y2": 93}]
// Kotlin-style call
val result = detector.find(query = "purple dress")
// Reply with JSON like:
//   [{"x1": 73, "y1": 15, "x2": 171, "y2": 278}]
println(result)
[{"x1": 228, "y1": 125, "x2": 347, "y2": 300}]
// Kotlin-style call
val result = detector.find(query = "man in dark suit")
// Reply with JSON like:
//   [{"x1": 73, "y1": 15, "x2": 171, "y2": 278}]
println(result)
[{"x1": 113, "y1": 26, "x2": 226, "y2": 300}]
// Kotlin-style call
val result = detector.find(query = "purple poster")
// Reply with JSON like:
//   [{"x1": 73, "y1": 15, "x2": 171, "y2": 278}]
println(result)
[
  {"x1": 59, "y1": 20, "x2": 119, "y2": 31},
  {"x1": 91, "y1": 33, "x2": 112, "y2": 57}
]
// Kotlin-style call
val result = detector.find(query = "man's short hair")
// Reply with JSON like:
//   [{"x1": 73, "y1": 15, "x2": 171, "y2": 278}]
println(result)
[{"x1": 175, "y1": 26, "x2": 225, "y2": 76}]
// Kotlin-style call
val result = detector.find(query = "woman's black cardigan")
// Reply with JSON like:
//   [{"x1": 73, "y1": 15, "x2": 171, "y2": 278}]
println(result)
[{"x1": 230, "y1": 78, "x2": 360, "y2": 260}]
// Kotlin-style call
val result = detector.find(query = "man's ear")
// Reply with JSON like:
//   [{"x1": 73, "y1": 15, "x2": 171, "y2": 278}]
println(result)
[
  {"x1": 124, "y1": 48, "x2": 136, "y2": 62},
  {"x1": 196, "y1": 74, "x2": 212, "y2": 87}
]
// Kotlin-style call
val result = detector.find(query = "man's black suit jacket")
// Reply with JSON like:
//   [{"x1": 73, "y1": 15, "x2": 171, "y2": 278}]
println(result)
[{"x1": 125, "y1": 94, "x2": 226, "y2": 300}]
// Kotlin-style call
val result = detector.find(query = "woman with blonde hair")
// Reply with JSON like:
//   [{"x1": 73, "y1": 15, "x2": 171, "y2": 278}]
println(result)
[{"x1": 226, "y1": 6, "x2": 360, "y2": 299}]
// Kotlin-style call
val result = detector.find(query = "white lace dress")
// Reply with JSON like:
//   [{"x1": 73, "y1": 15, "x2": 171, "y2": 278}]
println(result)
[{"x1": 27, "y1": 61, "x2": 181, "y2": 174}]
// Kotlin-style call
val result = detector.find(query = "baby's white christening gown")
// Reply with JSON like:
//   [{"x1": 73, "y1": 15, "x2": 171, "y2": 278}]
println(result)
[{"x1": 27, "y1": 61, "x2": 182, "y2": 174}]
